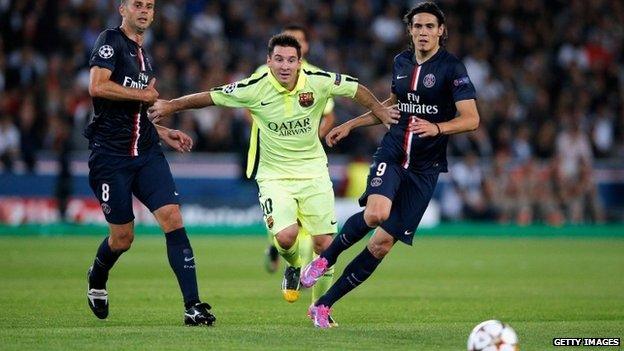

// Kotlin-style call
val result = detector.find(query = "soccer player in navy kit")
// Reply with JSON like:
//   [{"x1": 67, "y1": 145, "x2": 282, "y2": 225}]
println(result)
[
  {"x1": 85, "y1": 0, "x2": 215, "y2": 326},
  {"x1": 300, "y1": 2, "x2": 480, "y2": 328}
]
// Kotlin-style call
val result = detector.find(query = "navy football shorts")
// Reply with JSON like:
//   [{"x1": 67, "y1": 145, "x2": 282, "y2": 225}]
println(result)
[
  {"x1": 88, "y1": 145, "x2": 179, "y2": 224},
  {"x1": 359, "y1": 159, "x2": 439, "y2": 245}
]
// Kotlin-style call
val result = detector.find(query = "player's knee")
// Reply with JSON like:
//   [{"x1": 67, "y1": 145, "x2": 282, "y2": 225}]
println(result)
[
  {"x1": 312, "y1": 234, "x2": 332, "y2": 254},
  {"x1": 275, "y1": 226, "x2": 298, "y2": 249},
  {"x1": 165, "y1": 209, "x2": 183, "y2": 230},
  {"x1": 367, "y1": 239, "x2": 392, "y2": 259},
  {"x1": 364, "y1": 208, "x2": 390, "y2": 227},
  {"x1": 155, "y1": 205, "x2": 184, "y2": 232},
  {"x1": 109, "y1": 232, "x2": 134, "y2": 251}
]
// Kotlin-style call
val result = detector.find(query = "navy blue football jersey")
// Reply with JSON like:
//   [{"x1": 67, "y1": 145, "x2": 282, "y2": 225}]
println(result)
[
  {"x1": 85, "y1": 27, "x2": 158, "y2": 156},
  {"x1": 375, "y1": 48, "x2": 476, "y2": 173}
]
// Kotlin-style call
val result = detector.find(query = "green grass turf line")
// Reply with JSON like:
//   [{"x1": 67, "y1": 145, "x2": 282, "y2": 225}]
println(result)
[
  {"x1": 1, "y1": 222, "x2": 623, "y2": 237},
  {"x1": 0, "y1": 236, "x2": 622, "y2": 350}
]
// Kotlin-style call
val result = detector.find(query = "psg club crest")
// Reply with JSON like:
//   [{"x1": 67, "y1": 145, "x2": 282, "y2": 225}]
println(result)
[
  {"x1": 101, "y1": 203, "x2": 111, "y2": 215},
  {"x1": 370, "y1": 177, "x2": 383, "y2": 187},
  {"x1": 298, "y1": 92, "x2": 314, "y2": 107},
  {"x1": 423, "y1": 73, "x2": 436, "y2": 88}
]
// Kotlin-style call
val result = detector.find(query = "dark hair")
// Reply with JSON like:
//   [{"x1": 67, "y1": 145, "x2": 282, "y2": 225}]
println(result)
[
  {"x1": 268, "y1": 34, "x2": 302, "y2": 58},
  {"x1": 403, "y1": 1, "x2": 448, "y2": 48},
  {"x1": 282, "y1": 24, "x2": 309, "y2": 42}
]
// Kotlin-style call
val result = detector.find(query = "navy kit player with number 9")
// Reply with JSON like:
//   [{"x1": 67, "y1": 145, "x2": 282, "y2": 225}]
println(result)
[
  {"x1": 84, "y1": 0, "x2": 215, "y2": 326},
  {"x1": 300, "y1": 2, "x2": 480, "y2": 328}
]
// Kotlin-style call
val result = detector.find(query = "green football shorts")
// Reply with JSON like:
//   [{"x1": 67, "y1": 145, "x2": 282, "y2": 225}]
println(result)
[{"x1": 257, "y1": 175, "x2": 337, "y2": 236}]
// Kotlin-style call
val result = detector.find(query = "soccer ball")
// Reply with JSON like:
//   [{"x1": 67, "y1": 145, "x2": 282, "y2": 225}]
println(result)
[{"x1": 467, "y1": 320, "x2": 519, "y2": 351}]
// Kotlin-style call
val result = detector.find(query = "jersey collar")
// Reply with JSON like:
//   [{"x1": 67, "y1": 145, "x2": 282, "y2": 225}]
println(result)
[
  {"x1": 267, "y1": 67, "x2": 307, "y2": 95},
  {"x1": 412, "y1": 47, "x2": 444, "y2": 65},
  {"x1": 117, "y1": 26, "x2": 140, "y2": 48}
]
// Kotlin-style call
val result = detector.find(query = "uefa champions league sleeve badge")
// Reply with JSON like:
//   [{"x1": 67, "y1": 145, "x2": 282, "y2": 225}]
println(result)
[{"x1": 98, "y1": 45, "x2": 114, "y2": 59}]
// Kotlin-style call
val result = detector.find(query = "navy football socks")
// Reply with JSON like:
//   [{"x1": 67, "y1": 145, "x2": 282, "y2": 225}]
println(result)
[
  {"x1": 90, "y1": 236, "x2": 124, "y2": 289},
  {"x1": 321, "y1": 211, "x2": 373, "y2": 266},
  {"x1": 165, "y1": 227, "x2": 200, "y2": 309},
  {"x1": 317, "y1": 247, "x2": 382, "y2": 307}
]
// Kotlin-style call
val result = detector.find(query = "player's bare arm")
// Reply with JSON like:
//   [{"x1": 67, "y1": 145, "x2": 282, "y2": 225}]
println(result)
[
  {"x1": 353, "y1": 84, "x2": 399, "y2": 126},
  {"x1": 326, "y1": 95, "x2": 399, "y2": 147},
  {"x1": 89, "y1": 66, "x2": 158, "y2": 104},
  {"x1": 155, "y1": 124, "x2": 193, "y2": 153},
  {"x1": 318, "y1": 111, "x2": 336, "y2": 138},
  {"x1": 409, "y1": 98, "x2": 479, "y2": 137},
  {"x1": 148, "y1": 92, "x2": 214, "y2": 123}
]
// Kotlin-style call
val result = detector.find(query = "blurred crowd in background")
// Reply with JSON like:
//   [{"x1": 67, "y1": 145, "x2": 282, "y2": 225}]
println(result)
[{"x1": 1, "y1": 0, "x2": 622, "y2": 224}]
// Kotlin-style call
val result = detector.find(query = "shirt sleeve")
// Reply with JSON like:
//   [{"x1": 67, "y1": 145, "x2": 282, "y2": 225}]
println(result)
[
  {"x1": 253, "y1": 65, "x2": 268, "y2": 75},
  {"x1": 329, "y1": 72, "x2": 359, "y2": 98},
  {"x1": 89, "y1": 30, "x2": 119, "y2": 72},
  {"x1": 323, "y1": 97, "x2": 335, "y2": 115},
  {"x1": 449, "y1": 60, "x2": 477, "y2": 102},
  {"x1": 210, "y1": 73, "x2": 263, "y2": 108}
]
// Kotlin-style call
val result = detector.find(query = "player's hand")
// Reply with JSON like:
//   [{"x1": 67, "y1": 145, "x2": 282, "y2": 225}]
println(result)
[
  {"x1": 161, "y1": 129, "x2": 193, "y2": 153},
  {"x1": 325, "y1": 123, "x2": 351, "y2": 147},
  {"x1": 143, "y1": 78, "x2": 159, "y2": 105},
  {"x1": 409, "y1": 117, "x2": 441, "y2": 138},
  {"x1": 372, "y1": 104, "x2": 400, "y2": 125},
  {"x1": 148, "y1": 99, "x2": 173, "y2": 123}
]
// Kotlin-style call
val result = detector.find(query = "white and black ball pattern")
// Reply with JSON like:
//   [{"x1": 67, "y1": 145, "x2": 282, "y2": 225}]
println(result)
[
  {"x1": 98, "y1": 45, "x2": 114, "y2": 59},
  {"x1": 467, "y1": 320, "x2": 519, "y2": 351}
]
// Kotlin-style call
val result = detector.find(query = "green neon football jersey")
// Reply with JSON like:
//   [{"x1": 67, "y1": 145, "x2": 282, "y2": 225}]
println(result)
[{"x1": 210, "y1": 67, "x2": 358, "y2": 180}]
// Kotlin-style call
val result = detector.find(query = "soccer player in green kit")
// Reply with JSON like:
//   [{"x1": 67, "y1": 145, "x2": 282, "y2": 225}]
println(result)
[
  {"x1": 251, "y1": 25, "x2": 338, "y2": 309},
  {"x1": 148, "y1": 34, "x2": 398, "y2": 325}
]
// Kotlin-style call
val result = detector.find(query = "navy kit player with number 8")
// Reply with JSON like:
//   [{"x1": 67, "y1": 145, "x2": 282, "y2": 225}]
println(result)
[
  {"x1": 84, "y1": 0, "x2": 215, "y2": 326},
  {"x1": 300, "y1": 2, "x2": 481, "y2": 328}
]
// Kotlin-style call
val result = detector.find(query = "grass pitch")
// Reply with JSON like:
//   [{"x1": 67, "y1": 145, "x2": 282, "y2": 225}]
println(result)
[{"x1": 0, "y1": 234, "x2": 622, "y2": 350}]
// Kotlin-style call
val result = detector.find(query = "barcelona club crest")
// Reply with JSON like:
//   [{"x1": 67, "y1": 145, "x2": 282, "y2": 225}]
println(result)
[{"x1": 298, "y1": 92, "x2": 314, "y2": 107}]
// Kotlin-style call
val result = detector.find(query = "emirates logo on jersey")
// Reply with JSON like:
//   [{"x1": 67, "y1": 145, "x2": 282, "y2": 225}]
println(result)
[{"x1": 298, "y1": 92, "x2": 314, "y2": 107}]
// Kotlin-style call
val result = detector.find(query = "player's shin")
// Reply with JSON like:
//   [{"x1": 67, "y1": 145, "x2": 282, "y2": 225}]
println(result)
[
  {"x1": 273, "y1": 235, "x2": 302, "y2": 267},
  {"x1": 165, "y1": 227, "x2": 200, "y2": 308},
  {"x1": 321, "y1": 211, "x2": 372, "y2": 266},
  {"x1": 312, "y1": 262, "x2": 334, "y2": 301},
  {"x1": 316, "y1": 247, "x2": 381, "y2": 307},
  {"x1": 89, "y1": 236, "x2": 125, "y2": 289},
  {"x1": 298, "y1": 230, "x2": 314, "y2": 267}
]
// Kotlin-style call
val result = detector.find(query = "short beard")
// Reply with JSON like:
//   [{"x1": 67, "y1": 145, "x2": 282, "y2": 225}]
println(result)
[{"x1": 134, "y1": 21, "x2": 147, "y2": 33}]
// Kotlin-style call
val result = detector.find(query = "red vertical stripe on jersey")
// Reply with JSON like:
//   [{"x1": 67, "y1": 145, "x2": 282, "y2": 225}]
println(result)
[
  {"x1": 130, "y1": 111, "x2": 140, "y2": 157},
  {"x1": 130, "y1": 48, "x2": 146, "y2": 156},
  {"x1": 410, "y1": 65, "x2": 421, "y2": 91},
  {"x1": 402, "y1": 116, "x2": 416, "y2": 169},
  {"x1": 137, "y1": 47, "x2": 146, "y2": 71},
  {"x1": 402, "y1": 66, "x2": 421, "y2": 168}
]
